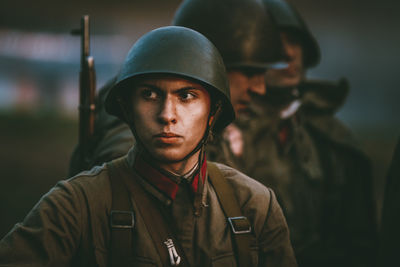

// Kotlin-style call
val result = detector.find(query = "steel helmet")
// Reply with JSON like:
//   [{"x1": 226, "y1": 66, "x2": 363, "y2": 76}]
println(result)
[
  {"x1": 173, "y1": 0, "x2": 286, "y2": 70},
  {"x1": 262, "y1": 0, "x2": 321, "y2": 67},
  {"x1": 105, "y1": 26, "x2": 235, "y2": 133}
]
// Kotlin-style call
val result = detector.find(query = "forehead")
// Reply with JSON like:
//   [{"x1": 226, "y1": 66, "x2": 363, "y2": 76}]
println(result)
[
  {"x1": 133, "y1": 74, "x2": 207, "y2": 91},
  {"x1": 280, "y1": 30, "x2": 303, "y2": 47}
]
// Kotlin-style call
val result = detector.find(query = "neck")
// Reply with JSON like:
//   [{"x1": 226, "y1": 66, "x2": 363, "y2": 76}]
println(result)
[
  {"x1": 136, "y1": 145, "x2": 202, "y2": 176},
  {"x1": 158, "y1": 150, "x2": 201, "y2": 175}
]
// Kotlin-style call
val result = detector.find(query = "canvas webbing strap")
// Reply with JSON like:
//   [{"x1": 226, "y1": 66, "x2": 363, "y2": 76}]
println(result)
[
  {"x1": 207, "y1": 162, "x2": 254, "y2": 267},
  {"x1": 108, "y1": 157, "x2": 135, "y2": 267},
  {"x1": 107, "y1": 157, "x2": 188, "y2": 267}
]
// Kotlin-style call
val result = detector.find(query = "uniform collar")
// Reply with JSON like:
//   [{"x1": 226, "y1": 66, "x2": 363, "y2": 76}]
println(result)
[{"x1": 127, "y1": 147, "x2": 207, "y2": 201}]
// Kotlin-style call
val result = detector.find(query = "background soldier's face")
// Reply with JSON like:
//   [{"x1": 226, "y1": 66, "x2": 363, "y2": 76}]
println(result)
[
  {"x1": 265, "y1": 31, "x2": 305, "y2": 88},
  {"x1": 228, "y1": 70, "x2": 266, "y2": 116},
  {"x1": 131, "y1": 74, "x2": 211, "y2": 163}
]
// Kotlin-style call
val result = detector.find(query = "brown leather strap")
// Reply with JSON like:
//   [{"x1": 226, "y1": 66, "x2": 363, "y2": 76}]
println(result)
[
  {"x1": 107, "y1": 157, "x2": 188, "y2": 267},
  {"x1": 207, "y1": 162, "x2": 254, "y2": 267}
]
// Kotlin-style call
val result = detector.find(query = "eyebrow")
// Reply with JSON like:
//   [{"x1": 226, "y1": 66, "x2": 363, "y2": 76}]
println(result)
[
  {"x1": 136, "y1": 84, "x2": 161, "y2": 91},
  {"x1": 137, "y1": 83, "x2": 201, "y2": 93},
  {"x1": 174, "y1": 87, "x2": 201, "y2": 93}
]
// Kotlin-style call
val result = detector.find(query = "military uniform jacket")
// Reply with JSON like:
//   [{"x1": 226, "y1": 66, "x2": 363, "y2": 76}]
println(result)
[{"x1": 0, "y1": 148, "x2": 297, "y2": 267}]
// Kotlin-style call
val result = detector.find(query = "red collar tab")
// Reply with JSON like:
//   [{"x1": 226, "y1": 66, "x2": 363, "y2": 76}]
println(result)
[
  {"x1": 191, "y1": 158, "x2": 207, "y2": 193},
  {"x1": 278, "y1": 124, "x2": 290, "y2": 146},
  {"x1": 134, "y1": 156, "x2": 207, "y2": 200}
]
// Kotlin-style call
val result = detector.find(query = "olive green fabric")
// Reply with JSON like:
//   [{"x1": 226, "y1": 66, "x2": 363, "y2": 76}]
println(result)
[
  {"x1": 107, "y1": 157, "x2": 186, "y2": 266},
  {"x1": 207, "y1": 162, "x2": 254, "y2": 267},
  {"x1": 0, "y1": 148, "x2": 297, "y2": 267},
  {"x1": 208, "y1": 79, "x2": 377, "y2": 267}
]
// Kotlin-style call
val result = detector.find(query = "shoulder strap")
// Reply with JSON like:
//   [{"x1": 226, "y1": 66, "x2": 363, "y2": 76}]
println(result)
[
  {"x1": 207, "y1": 161, "x2": 254, "y2": 267},
  {"x1": 107, "y1": 157, "x2": 188, "y2": 267},
  {"x1": 107, "y1": 157, "x2": 135, "y2": 267}
]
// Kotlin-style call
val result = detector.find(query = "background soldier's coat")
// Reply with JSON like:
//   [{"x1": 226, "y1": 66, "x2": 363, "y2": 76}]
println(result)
[{"x1": 207, "y1": 79, "x2": 377, "y2": 267}]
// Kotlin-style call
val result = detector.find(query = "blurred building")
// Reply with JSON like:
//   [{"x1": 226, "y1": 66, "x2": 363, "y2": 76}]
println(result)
[{"x1": 0, "y1": 29, "x2": 130, "y2": 114}]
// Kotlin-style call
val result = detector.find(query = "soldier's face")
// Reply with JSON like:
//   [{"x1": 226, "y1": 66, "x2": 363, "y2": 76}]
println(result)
[
  {"x1": 265, "y1": 31, "x2": 305, "y2": 88},
  {"x1": 131, "y1": 75, "x2": 211, "y2": 168},
  {"x1": 228, "y1": 69, "x2": 266, "y2": 116}
]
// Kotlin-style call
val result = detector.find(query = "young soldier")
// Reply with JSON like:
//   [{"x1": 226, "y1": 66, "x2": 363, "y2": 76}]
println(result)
[{"x1": 0, "y1": 26, "x2": 297, "y2": 266}]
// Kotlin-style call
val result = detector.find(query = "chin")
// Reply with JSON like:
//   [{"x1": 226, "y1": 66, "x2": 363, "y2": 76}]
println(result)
[{"x1": 151, "y1": 148, "x2": 189, "y2": 163}]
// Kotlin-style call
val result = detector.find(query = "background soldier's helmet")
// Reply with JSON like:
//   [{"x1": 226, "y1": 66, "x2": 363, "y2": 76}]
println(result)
[
  {"x1": 173, "y1": 0, "x2": 286, "y2": 70},
  {"x1": 262, "y1": 0, "x2": 321, "y2": 68},
  {"x1": 105, "y1": 26, "x2": 235, "y2": 133}
]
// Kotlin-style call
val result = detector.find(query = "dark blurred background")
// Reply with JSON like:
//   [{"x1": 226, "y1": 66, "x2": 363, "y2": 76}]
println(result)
[{"x1": 0, "y1": 0, "x2": 399, "y2": 238}]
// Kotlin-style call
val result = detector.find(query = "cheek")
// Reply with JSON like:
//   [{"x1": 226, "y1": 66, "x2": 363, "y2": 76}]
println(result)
[
  {"x1": 252, "y1": 75, "x2": 265, "y2": 88},
  {"x1": 229, "y1": 77, "x2": 246, "y2": 99},
  {"x1": 132, "y1": 103, "x2": 154, "y2": 136},
  {"x1": 182, "y1": 102, "x2": 210, "y2": 129},
  {"x1": 294, "y1": 47, "x2": 304, "y2": 66}
]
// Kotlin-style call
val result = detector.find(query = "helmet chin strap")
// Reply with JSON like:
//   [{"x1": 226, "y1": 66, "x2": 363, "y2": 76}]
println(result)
[{"x1": 191, "y1": 102, "x2": 222, "y2": 216}]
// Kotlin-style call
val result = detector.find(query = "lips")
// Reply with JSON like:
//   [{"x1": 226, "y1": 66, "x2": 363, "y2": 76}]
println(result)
[
  {"x1": 154, "y1": 132, "x2": 181, "y2": 138},
  {"x1": 153, "y1": 132, "x2": 182, "y2": 144}
]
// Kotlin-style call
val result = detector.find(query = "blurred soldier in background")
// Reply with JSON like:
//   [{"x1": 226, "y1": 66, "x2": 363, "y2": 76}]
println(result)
[
  {"x1": 219, "y1": 0, "x2": 376, "y2": 266},
  {"x1": 379, "y1": 137, "x2": 400, "y2": 266},
  {"x1": 68, "y1": 0, "x2": 287, "y2": 176}
]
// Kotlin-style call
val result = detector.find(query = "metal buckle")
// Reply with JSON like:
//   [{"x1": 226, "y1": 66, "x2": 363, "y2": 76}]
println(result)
[
  {"x1": 164, "y1": 238, "x2": 181, "y2": 266},
  {"x1": 110, "y1": 210, "x2": 135, "y2": 229},
  {"x1": 227, "y1": 216, "x2": 252, "y2": 234}
]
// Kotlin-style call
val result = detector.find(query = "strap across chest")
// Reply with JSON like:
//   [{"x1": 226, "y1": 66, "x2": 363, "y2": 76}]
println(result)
[{"x1": 107, "y1": 157, "x2": 254, "y2": 267}]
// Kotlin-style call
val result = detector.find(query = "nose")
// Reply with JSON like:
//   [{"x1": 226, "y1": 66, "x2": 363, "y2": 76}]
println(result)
[
  {"x1": 157, "y1": 96, "x2": 177, "y2": 125},
  {"x1": 281, "y1": 33, "x2": 296, "y2": 61},
  {"x1": 248, "y1": 74, "x2": 266, "y2": 96},
  {"x1": 284, "y1": 42, "x2": 296, "y2": 60}
]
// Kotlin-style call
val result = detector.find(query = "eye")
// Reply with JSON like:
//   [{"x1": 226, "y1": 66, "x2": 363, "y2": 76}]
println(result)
[
  {"x1": 179, "y1": 91, "x2": 197, "y2": 101},
  {"x1": 140, "y1": 88, "x2": 158, "y2": 100}
]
